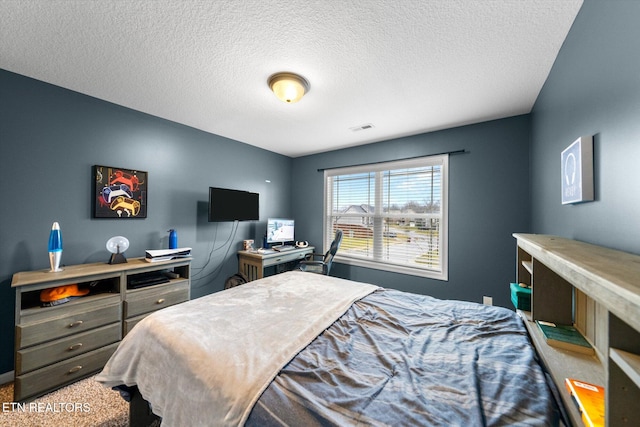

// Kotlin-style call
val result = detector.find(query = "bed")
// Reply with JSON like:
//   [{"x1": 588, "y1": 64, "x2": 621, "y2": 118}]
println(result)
[{"x1": 96, "y1": 271, "x2": 559, "y2": 426}]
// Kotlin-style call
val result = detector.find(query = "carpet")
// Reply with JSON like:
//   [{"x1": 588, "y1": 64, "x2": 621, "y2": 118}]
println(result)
[{"x1": 0, "y1": 375, "x2": 128, "y2": 426}]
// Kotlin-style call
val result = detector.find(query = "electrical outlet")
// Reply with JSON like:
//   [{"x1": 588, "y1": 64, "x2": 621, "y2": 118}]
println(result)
[{"x1": 483, "y1": 296, "x2": 493, "y2": 306}]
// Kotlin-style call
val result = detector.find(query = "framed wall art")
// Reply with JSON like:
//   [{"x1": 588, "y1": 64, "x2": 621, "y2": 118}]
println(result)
[
  {"x1": 561, "y1": 135, "x2": 594, "y2": 204},
  {"x1": 93, "y1": 165, "x2": 148, "y2": 218}
]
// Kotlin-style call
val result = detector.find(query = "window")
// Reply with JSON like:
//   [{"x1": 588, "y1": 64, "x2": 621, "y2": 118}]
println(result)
[{"x1": 324, "y1": 154, "x2": 448, "y2": 280}]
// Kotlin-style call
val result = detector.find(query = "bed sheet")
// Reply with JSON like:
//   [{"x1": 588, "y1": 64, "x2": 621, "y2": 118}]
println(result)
[{"x1": 247, "y1": 288, "x2": 559, "y2": 426}]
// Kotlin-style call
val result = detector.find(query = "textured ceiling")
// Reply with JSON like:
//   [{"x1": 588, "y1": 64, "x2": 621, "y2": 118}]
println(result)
[{"x1": 1, "y1": 0, "x2": 583, "y2": 157}]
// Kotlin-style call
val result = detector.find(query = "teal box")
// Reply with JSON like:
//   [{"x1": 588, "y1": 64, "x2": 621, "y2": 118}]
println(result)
[{"x1": 510, "y1": 282, "x2": 531, "y2": 311}]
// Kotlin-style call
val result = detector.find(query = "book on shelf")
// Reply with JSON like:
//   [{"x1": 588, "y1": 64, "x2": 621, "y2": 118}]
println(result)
[
  {"x1": 535, "y1": 320, "x2": 594, "y2": 355},
  {"x1": 565, "y1": 378, "x2": 605, "y2": 427}
]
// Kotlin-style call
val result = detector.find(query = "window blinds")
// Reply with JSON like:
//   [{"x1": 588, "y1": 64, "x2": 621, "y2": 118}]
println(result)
[{"x1": 324, "y1": 154, "x2": 448, "y2": 279}]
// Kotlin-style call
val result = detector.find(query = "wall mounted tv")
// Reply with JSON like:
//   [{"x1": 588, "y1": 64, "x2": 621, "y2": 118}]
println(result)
[{"x1": 208, "y1": 187, "x2": 259, "y2": 222}]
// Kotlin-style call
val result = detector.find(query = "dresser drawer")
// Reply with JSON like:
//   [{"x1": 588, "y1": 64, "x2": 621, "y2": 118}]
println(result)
[
  {"x1": 262, "y1": 251, "x2": 310, "y2": 268},
  {"x1": 16, "y1": 323, "x2": 120, "y2": 375},
  {"x1": 125, "y1": 281, "x2": 189, "y2": 318},
  {"x1": 16, "y1": 301, "x2": 120, "y2": 349},
  {"x1": 123, "y1": 313, "x2": 151, "y2": 336},
  {"x1": 14, "y1": 342, "x2": 119, "y2": 402}
]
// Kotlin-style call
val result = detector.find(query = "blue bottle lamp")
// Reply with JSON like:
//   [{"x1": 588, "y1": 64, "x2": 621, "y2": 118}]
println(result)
[{"x1": 48, "y1": 221, "x2": 63, "y2": 272}]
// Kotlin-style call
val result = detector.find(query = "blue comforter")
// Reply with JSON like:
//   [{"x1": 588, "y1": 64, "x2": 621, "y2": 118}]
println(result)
[{"x1": 247, "y1": 288, "x2": 558, "y2": 426}]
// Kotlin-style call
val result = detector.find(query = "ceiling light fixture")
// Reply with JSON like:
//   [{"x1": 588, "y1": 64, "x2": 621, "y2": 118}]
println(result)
[{"x1": 268, "y1": 72, "x2": 309, "y2": 103}]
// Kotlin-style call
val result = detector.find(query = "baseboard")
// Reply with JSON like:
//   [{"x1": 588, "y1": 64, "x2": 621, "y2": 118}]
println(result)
[{"x1": 0, "y1": 370, "x2": 14, "y2": 385}]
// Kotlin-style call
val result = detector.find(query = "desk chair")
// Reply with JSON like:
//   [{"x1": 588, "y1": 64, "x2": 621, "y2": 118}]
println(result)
[{"x1": 297, "y1": 229, "x2": 343, "y2": 275}]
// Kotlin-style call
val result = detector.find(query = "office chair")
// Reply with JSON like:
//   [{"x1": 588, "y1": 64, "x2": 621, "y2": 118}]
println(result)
[{"x1": 297, "y1": 229, "x2": 343, "y2": 275}]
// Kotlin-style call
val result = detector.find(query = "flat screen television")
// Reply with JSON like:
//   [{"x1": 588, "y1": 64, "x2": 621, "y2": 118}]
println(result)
[
  {"x1": 266, "y1": 218, "x2": 295, "y2": 245},
  {"x1": 208, "y1": 187, "x2": 259, "y2": 222}
]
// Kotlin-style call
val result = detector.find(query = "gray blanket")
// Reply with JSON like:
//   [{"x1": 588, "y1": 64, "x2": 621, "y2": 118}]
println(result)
[
  {"x1": 247, "y1": 288, "x2": 558, "y2": 426},
  {"x1": 96, "y1": 271, "x2": 377, "y2": 426}
]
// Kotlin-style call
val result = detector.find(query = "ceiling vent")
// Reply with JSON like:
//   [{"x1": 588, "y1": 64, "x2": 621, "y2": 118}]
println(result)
[{"x1": 350, "y1": 123, "x2": 374, "y2": 132}]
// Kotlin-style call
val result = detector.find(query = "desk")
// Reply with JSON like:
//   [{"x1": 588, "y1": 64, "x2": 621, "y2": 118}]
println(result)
[{"x1": 238, "y1": 246, "x2": 314, "y2": 281}]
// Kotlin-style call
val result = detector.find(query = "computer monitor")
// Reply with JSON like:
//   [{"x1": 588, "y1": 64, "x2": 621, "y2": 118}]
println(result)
[{"x1": 267, "y1": 218, "x2": 295, "y2": 245}]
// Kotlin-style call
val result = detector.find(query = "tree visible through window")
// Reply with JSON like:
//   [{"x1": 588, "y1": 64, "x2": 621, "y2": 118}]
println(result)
[{"x1": 324, "y1": 154, "x2": 448, "y2": 280}]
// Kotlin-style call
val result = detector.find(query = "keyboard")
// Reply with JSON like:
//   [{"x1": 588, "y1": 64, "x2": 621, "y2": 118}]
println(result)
[{"x1": 273, "y1": 246, "x2": 296, "y2": 252}]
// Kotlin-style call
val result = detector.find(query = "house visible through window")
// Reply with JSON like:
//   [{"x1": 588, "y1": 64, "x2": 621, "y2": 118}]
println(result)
[{"x1": 324, "y1": 154, "x2": 448, "y2": 280}]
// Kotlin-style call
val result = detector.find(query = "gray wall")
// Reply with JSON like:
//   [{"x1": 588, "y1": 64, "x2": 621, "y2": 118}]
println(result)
[
  {"x1": 291, "y1": 115, "x2": 531, "y2": 307},
  {"x1": 530, "y1": 0, "x2": 640, "y2": 254},
  {"x1": 0, "y1": 70, "x2": 292, "y2": 374}
]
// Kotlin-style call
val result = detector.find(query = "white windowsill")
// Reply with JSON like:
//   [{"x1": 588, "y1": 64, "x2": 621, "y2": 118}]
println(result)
[{"x1": 334, "y1": 256, "x2": 448, "y2": 281}]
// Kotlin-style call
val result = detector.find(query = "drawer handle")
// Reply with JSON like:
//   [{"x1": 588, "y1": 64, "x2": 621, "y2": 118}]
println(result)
[
  {"x1": 68, "y1": 365, "x2": 83, "y2": 374},
  {"x1": 156, "y1": 298, "x2": 165, "y2": 304},
  {"x1": 68, "y1": 343, "x2": 83, "y2": 351},
  {"x1": 68, "y1": 320, "x2": 84, "y2": 328}
]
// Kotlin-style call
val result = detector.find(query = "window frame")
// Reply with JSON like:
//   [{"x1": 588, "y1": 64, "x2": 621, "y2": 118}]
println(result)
[{"x1": 323, "y1": 154, "x2": 449, "y2": 280}]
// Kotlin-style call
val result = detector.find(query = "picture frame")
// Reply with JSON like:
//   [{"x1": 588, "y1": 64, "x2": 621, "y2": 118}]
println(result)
[
  {"x1": 93, "y1": 165, "x2": 148, "y2": 218},
  {"x1": 561, "y1": 136, "x2": 593, "y2": 204}
]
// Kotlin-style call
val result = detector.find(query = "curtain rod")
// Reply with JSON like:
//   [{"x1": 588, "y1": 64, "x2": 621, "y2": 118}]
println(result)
[{"x1": 316, "y1": 149, "x2": 467, "y2": 172}]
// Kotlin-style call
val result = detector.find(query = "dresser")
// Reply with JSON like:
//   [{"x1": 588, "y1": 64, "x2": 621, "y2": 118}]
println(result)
[{"x1": 12, "y1": 257, "x2": 190, "y2": 401}]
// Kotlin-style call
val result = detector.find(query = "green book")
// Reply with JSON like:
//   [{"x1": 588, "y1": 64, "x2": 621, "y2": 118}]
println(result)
[{"x1": 536, "y1": 320, "x2": 594, "y2": 355}]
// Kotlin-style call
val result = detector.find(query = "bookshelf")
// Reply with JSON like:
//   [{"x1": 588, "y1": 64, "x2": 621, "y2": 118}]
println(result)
[{"x1": 513, "y1": 234, "x2": 640, "y2": 426}]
